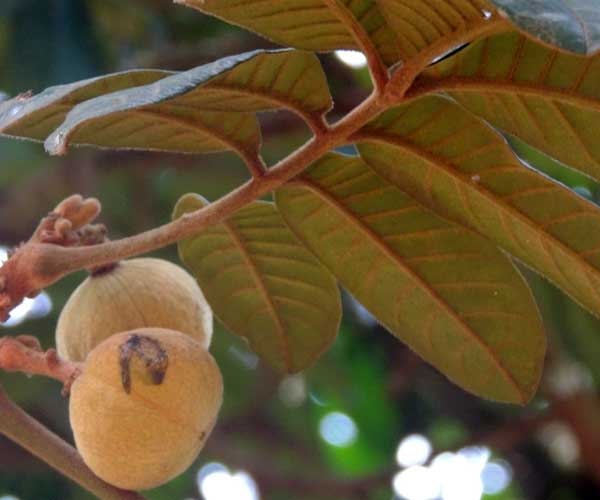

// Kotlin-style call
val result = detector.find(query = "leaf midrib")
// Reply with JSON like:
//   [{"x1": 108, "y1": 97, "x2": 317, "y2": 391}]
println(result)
[
  {"x1": 135, "y1": 109, "x2": 257, "y2": 157},
  {"x1": 59, "y1": 108, "x2": 256, "y2": 158},
  {"x1": 222, "y1": 218, "x2": 293, "y2": 372},
  {"x1": 409, "y1": 77, "x2": 600, "y2": 116},
  {"x1": 292, "y1": 177, "x2": 524, "y2": 401},
  {"x1": 358, "y1": 132, "x2": 600, "y2": 307},
  {"x1": 203, "y1": 82, "x2": 329, "y2": 124}
]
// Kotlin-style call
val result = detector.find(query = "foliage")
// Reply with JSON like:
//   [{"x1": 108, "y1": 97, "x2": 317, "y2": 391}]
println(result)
[
  {"x1": 3, "y1": 2, "x2": 600, "y2": 498},
  {"x1": 2, "y1": 0, "x2": 600, "y2": 405}
]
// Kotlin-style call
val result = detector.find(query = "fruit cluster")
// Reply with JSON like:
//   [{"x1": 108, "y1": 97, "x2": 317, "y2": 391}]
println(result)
[{"x1": 58, "y1": 258, "x2": 222, "y2": 490}]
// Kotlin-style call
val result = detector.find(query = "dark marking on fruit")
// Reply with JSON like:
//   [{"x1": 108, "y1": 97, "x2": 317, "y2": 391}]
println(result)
[{"x1": 119, "y1": 334, "x2": 169, "y2": 394}]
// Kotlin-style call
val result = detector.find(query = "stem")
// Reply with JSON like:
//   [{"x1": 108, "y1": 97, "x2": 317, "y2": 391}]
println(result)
[
  {"x1": 0, "y1": 336, "x2": 82, "y2": 391},
  {"x1": 0, "y1": 15, "x2": 510, "y2": 323},
  {"x1": 0, "y1": 386, "x2": 147, "y2": 500},
  {"x1": 52, "y1": 91, "x2": 383, "y2": 274},
  {"x1": 241, "y1": 150, "x2": 267, "y2": 179}
]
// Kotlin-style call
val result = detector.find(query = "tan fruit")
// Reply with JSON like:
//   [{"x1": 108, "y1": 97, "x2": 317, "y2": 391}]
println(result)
[
  {"x1": 56, "y1": 257, "x2": 212, "y2": 361},
  {"x1": 69, "y1": 327, "x2": 223, "y2": 490}
]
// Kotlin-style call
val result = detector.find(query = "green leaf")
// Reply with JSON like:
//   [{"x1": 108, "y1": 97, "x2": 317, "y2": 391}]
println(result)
[
  {"x1": 276, "y1": 153, "x2": 545, "y2": 403},
  {"x1": 178, "y1": 0, "x2": 500, "y2": 65},
  {"x1": 490, "y1": 0, "x2": 600, "y2": 55},
  {"x1": 178, "y1": 0, "x2": 401, "y2": 65},
  {"x1": 182, "y1": 49, "x2": 332, "y2": 120},
  {"x1": 44, "y1": 49, "x2": 331, "y2": 157},
  {"x1": 0, "y1": 70, "x2": 170, "y2": 141},
  {"x1": 356, "y1": 95, "x2": 600, "y2": 317},
  {"x1": 377, "y1": 0, "x2": 497, "y2": 59},
  {"x1": 415, "y1": 31, "x2": 600, "y2": 180},
  {"x1": 173, "y1": 194, "x2": 342, "y2": 374}
]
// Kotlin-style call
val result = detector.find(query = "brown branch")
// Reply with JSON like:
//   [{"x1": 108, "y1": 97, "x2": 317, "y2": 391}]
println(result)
[
  {"x1": 0, "y1": 90, "x2": 381, "y2": 315},
  {"x1": 0, "y1": 336, "x2": 82, "y2": 394},
  {"x1": 0, "y1": 17, "x2": 508, "y2": 338},
  {"x1": 322, "y1": 0, "x2": 388, "y2": 93},
  {"x1": 242, "y1": 151, "x2": 268, "y2": 179},
  {"x1": 0, "y1": 194, "x2": 104, "y2": 320},
  {"x1": 0, "y1": 386, "x2": 147, "y2": 500}
]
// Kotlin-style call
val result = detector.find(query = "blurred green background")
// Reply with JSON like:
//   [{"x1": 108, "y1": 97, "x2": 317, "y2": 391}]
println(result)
[{"x1": 1, "y1": 1, "x2": 600, "y2": 499}]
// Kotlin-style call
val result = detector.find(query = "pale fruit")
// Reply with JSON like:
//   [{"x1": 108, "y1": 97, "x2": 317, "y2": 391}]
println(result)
[
  {"x1": 69, "y1": 328, "x2": 223, "y2": 490},
  {"x1": 56, "y1": 257, "x2": 212, "y2": 361}
]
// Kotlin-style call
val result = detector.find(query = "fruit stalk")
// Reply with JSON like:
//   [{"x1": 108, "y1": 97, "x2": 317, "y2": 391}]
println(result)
[{"x1": 0, "y1": 336, "x2": 82, "y2": 392}]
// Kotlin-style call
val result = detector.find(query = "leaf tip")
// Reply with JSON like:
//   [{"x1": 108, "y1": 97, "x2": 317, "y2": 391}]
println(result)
[{"x1": 44, "y1": 131, "x2": 68, "y2": 156}]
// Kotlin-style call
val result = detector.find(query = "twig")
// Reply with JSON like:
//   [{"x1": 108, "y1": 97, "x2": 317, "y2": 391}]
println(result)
[
  {"x1": 0, "y1": 385, "x2": 147, "y2": 500},
  {"x1": 0, "y1": 195, "x2": 103, "y2": 321},
  {"x1": 0, "y1": 17, "x2": 508, "y2": 342},
  {"x1": 240, "y1": 151, "x2": 268, "y2": 179}
]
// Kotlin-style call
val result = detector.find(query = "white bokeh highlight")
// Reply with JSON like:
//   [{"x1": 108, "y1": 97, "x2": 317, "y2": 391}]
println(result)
[
  {"x1": 198, "y1": 463, "x2": 259, "y2": 500},
  {"x1": 538, "y1": 422, "x2": 580, "y2": 469},
  {"x1": 392, "y1": 441, "x2": 512, "y2": 500},
  {"x1": 319, "y1": 411, "x2": 359, "y2": 447},
  {"x1": 481, "y1": 460, "x2": 512, "y2": 495},
  {"x1": 393, "y1": 466, "x2": 440, "y2": 500},
  {"x1": 334, "y1": 50, "x2": 368, "y2": 69},
  {"x1": 396, "y1": 434, "x2": 433, "y2": 467}
]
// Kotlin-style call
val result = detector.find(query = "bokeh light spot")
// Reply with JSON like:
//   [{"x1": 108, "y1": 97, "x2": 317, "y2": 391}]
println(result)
[
  {"x1": 396, "y1": 434, "x2": 433, "y2": 467},
  {"x1": 197, "y1": 462, "x2": 259, "y2": 500},
  {"x1": 538, "y1": 422, "x2": 580, "y2": 469},
  {"x1": 481, "y1": 460, "x2": 512, "y2": 495},
  {"x1": 334, "y1": 50, "x2": 367, "y2": 69},
  {"x1": 393, "y1": 466, "x2": 440, "y2": 500},
  {"x1": 319, "y1": 411, "x2": 358, "y2": 447},
  {"x1": 278, "y1": 374, "x2": 307, "y2": 408}
]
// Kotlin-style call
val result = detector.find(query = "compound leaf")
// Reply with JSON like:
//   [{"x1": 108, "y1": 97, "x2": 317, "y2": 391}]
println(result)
[
  {"x1": 173, "y1": 194, "x2": 342, "y2": 374},
  {"x1": 415, "y1": 31, "x2": 600, "y2": 180},
  {"x1": 357, "y1": 95, "x2": 600, "y2": 317},
  {"x1": 276, "y1": 153, "x2": 545, "y2": 403}
]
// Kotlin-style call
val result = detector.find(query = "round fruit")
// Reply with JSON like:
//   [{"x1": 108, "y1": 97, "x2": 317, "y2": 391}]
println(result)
[
  {"x1": 56, "y1": 257, "x2": 212, "y2": 361},
  {"x1": 69, "y1": 327, "x2": 223, "y2": 490}
]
